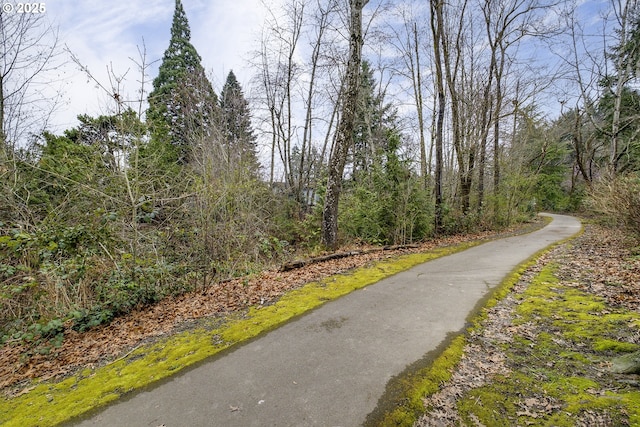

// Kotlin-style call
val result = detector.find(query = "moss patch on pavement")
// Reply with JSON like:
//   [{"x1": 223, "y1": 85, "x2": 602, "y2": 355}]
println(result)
[
  {"x1": 367, "y1": 334, "x2": 468, "y2": 427},
  {"x1": 0, "y1": 241, "x2": 481, "y2": 427}
]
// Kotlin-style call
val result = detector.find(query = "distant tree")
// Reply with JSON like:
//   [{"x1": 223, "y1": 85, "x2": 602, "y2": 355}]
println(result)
[
  {"x1": 343, "y1": 60, "x2": 429, "y2": 245},
  {"x1": 601, "y1": 4, "x2": 640, "y2": 174},
  {"x1": 65, "y1": 110, "x2": 145, "y2": 173},
  {"x1": 595, "y1": 85, "x2": 640, "y2": 173},
  {"x1": 32, "y1": 132, "x2": 107, "y2": 217},
  {"x1": 220, "y1": 70, "x2": 259, "y2": 174},
  {"x1": 146, "y1": 0, "x2": 218, "y2": 163},
  {"x1": 429, "y1": 0, "x2": 446, "y2": 233}
]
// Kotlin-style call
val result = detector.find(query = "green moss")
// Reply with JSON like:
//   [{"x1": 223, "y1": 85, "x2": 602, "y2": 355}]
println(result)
[
  {"x1": 0, "y1": 241, "x2": 481, "y2": 427},
  {"x1": 593, "y1": 339, "x2": 639, "y2": 353},
  {"x1": 622, "y1": 392, "x2": 640, "y2": 425},
  {"x1": 457, "y1": 367, "x2": 627, "y2": 426},
  {"x1": 558, "y1": 350, "x2": 591, "y2": 365},
  {"x1": 458, "y1": 372, "x2": 539, "y2": 426},
  {"x1": 514, "y1": 264, "x2": 640, "y2": 355},
  {"x1": 543, "y1": 375, "x2": 599, "y2": 397},
  {"x1": 454, "y1": 255, "x2": 640, "y2": 426},
  {"x1": 373, "y1": 335, "x2": 467, "y2": 427}
]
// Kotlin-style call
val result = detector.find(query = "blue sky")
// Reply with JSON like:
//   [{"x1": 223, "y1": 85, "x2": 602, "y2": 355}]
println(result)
[{"x1": 45, "y1": 0, "x2": 269, "y2": 131}]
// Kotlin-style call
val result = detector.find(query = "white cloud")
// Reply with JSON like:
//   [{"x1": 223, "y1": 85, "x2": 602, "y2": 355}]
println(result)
[
  {"x1": 187, "y1": 0, "x2": 268, "y2": 88},
  {"x1": 43, "y1": 0, "x2": 269, "y2": 132}
]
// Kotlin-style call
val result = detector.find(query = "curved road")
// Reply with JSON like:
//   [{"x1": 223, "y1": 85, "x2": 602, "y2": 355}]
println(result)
[{"x1": 71, "y1": 214, "x2": 580, "y2": 427}]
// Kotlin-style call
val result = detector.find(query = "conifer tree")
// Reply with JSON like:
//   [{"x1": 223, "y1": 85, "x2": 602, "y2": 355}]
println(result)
[
  {"x1": 147, "y1": 0, "x2": 218, "y2": 163},
  {"x1": 352, "y1": 60, "x2": 397, "y2": 181},
  {"x1": 219, "y1": 70, "x2": 259, "y2": 174}
]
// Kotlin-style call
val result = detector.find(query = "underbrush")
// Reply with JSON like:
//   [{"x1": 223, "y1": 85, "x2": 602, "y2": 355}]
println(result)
[
  {"x1": 0, "y1": 207, "x2": 536, "y2": 351},
  {"x1": 588, "y1": 173, "x2": 640, "y2": 236},
  {"x1": 0, "y1": 216, "x2": 292, "y2": 348}
]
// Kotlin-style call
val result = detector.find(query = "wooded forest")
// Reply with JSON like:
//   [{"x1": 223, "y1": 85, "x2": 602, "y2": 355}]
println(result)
[{"x1": 1, "y1": 0, "x2": 639, "y2": 346}]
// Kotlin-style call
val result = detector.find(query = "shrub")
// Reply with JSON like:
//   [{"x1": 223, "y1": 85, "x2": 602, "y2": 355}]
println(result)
[{"x1": 588, "y1": 173, "x2": 640, "y2": 235}]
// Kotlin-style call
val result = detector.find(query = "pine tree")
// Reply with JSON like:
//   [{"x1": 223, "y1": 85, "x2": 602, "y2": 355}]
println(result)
[
  {"x1": 219, "y1": 70, "x2": 259, "y2": 173},
  {"x1": 147, "y1": 0, "x2": 218, "y2": 163}
]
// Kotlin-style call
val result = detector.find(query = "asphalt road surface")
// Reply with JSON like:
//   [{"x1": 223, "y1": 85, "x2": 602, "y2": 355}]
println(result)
[{"x1": 70, "y1": 213, "x2": 581, "y2": 427}]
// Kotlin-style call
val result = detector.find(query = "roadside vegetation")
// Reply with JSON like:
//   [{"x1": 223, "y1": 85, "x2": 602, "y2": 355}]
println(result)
[{"x1": 0, "y1": 226, "x2": 522, "y2": 427}]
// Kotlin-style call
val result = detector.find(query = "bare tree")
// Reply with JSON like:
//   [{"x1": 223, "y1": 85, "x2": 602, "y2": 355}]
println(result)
[
  {"x1": 0, "y1": 9, "x2": 63, "y2": 227},
  {"x1": 321, "y1": 0, "x2": 369, "y2": 248},
  {"x1": 254, "y1": 0, "x2": 305, "y2": 189},
  {"x1": 553, "y1": 0, "x2": 640, "y2": 179},
  {"x1": 252, "y1": 0, "x2": 346, "y2": 214},
  {"x1": 430, "y1": 0, "x2": 446, "y2": 233},
  {"x1": 439, "y1": 0, "x2": 475, "y2": 214},
  {"x1": 0, "y1": 8, "x2": 62, "y2": 154},
  {"x1": 473, "y1": 0, "x2": 552, "y2": 213},
  {"x1": 297, "y1": 0, "x2": 341, "y2": 208},
  {"x1": 387, "y1": 4, "x2": 431, "y2": 190},
  {"x1": 607, "y1": 0, "x2": 639, "y2": 175}
]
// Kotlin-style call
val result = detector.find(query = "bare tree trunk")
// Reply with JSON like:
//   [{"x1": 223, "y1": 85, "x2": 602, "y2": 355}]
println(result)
[
  {"x1": 321, "y1": 0, "x2": 368, "y2": 249},
  {"x1": 298, "y1": 1, "x2": 335, "y2": 208},
  {"x1": 572, "y1": 109, "x2": 593, "y2": 187},
  {"x1": 609, "y1": 0, "x2": 637, "y2": 176},
  {"x1": 412, "y1": 22, "x2": 429, "y2": 191},
  {"x1": 493, "y1": 74, "x2": 502, "y2": 199},
  {"x1": 439, "y1": 0, "x2": 472, "y2": 214},
  {"x1": 0, "y1": 74, "x2": 5, "y2": 160},
  {"x1": 284, "y1": 2, "x2": 304, "y2": 190},
  {"x1": 430, "y1": 0, "x2": 446, "y2": 234}
]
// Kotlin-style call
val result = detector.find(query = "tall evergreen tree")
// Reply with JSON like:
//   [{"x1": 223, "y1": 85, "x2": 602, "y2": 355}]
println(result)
[
  {"x1": 352, "y1": 60, "x2": 397, "y2": 182},
  {"x1": 219, "y1": 70, "x2": 259, "y2": 174},
  {"x1": 147, "y1": 0, "x2": 218, "y2": 163}
]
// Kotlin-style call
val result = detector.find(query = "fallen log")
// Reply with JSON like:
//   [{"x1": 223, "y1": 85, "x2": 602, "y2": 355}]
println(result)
[{"x1": 279, "y1": 244, "x2": 420, "y2": 272}]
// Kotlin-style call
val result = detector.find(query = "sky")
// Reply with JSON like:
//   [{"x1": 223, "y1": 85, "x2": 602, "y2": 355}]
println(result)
[
  {"x1": 41, "y1": 0, "x2": 270, "y2": 132},
  {"x1": 7, "y1": 0, "x2": 614, "y2": 139}
]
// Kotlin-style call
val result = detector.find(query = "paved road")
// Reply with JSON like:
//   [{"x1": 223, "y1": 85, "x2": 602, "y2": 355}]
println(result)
[{"x1": 71, "y1": 214, "x2": 580, "y2": 427}]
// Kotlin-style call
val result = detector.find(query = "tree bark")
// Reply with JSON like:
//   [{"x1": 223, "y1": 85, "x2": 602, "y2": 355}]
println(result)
[
  {"x1": 321, "y1": 0, "x2": 368, "y2": 249},
  {"x1": 430, "y1": 0, "x2": 446, "y2": 234},
  {"x1": 413, "y1": 22, "x2": 428, "y2": 191}
]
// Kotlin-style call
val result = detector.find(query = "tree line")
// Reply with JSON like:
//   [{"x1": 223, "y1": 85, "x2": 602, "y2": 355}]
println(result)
[{"x1": 1, "y1": 0, "x2": 638, "y2": 344}]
